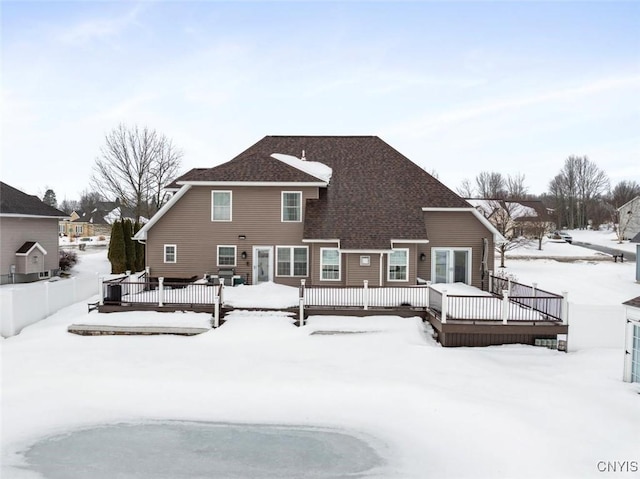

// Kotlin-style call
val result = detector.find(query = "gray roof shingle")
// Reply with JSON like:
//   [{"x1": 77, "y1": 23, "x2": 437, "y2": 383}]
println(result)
[
  {"x1": 0, "y1": 182, "x2": 67, "y2": 217},
  {"x1": 623, "y1": 296, "x2": 640, "y2": 309},
  {"x1": 170, "y1": 136, "x2": 471, "y2": 250}
]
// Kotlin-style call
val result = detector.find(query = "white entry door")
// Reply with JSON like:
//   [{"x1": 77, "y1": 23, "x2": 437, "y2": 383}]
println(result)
[{"x1": 253, "y1": 246, "x2": 273, "y2": 284}]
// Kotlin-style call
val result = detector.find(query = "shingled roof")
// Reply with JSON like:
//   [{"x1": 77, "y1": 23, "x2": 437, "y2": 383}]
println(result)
[
  {"x1": 172, "y1": 136, "x2": 470, "y2": 250},
  {"x1": 623, "y1": 296, "x2": 640, "y2": 309},
  {"x1": 0, "y1": 182, "x2": 67, "y2": 218}
]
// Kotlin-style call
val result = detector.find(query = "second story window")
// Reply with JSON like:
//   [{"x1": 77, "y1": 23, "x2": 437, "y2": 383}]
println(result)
[
  {"x1": 282, "y1": 192, "x2": 302, "y2": 222},
  {"x1": 212, "y1": 191, "x2": 232, "y2": 221}
]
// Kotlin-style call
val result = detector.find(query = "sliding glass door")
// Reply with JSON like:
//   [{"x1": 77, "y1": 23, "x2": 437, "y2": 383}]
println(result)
[{"x1": 432, "y1": 248, "x2": 471, "y2": 284}]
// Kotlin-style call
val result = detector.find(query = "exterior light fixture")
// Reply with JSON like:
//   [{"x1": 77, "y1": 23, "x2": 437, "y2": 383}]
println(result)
[
  {"x1": 241, "y1": 251, "x2": 247, "y2": 259},
  {"x1": 420, "y1": 253, "x2": 426, "y2": 262},
  {"x1": 238, "y1": 235, "x2": 246, "y2": 240}
]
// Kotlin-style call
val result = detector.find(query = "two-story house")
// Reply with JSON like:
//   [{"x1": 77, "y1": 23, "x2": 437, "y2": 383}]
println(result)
[{"x1": 134, "y1": 136, "x2": 503, "y2": 288}]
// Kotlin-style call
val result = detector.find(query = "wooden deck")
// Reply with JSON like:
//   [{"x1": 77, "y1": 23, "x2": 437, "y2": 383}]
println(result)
[
  {"x1": 426, "y1": 310, "x2": 568, "y2": 348},
  {"x1": 91, "y1": 275, "x2": 569, "y2": 347}
]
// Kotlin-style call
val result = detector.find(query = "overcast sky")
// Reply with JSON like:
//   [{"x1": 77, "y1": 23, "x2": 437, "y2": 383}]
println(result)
[{"x1": 2, "y1": 1, "x2": 639, "y2": 203}]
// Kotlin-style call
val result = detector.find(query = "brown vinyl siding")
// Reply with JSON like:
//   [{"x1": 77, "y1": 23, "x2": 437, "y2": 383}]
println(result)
[
  {"x1": 422, "y1": 211, "x2": 495, "y2": 289},
  {"x1": 342, "y1": 245, "x2": 418, "y2": 287},
  {"x1": 344, "y1": 253, "x2": 382, "y2": 286},
  {"x1": 0, "y1": 217, "x2": 60, "y2": 276},
  {"x1": 146, "y1": 185, "x2": 319, "y2": 286}
]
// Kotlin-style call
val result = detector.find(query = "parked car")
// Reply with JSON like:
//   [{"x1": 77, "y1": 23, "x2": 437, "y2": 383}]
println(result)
[{"x1": 551, "y1": 230, "x2": 573, "y2": 243}]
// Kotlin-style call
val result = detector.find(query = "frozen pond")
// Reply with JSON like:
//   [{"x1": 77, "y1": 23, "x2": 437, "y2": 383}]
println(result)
[{"x1": 22, "y1": 421, "x2": 385, "y2": 478}]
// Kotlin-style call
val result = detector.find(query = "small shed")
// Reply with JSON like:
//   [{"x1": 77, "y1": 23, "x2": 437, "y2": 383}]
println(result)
[
  {"x1": 15, "y1": 241, "x2": 47, "y2": 277},
  {"x1": 623, "y1": 296, "x2": 640, "y2": 383}
]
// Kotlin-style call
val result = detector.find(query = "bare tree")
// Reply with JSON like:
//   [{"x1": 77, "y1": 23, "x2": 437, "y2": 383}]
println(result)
[
  {"x1": 456, "y1": 178, "x2": 475, "y2": 198},
  {"x1": 610, "y1": 180, "x2": 640, "y2": 209},
  {"x1": 475, "y1": 171, "x2": 506, "y2": 199},
  {"x1": 489, "y1": 200, "x2": 531, "y2": 268},
  {"x1": 575, "y1": 157, "x2": 609, "y2": 229},
  {"x1": 505, "y1": 173, "x2": 528, "y2": 199},
  {"x1": 469, "y1": 198, "x2": 532, "y2": 267},
  {"x1": 547, "y1": 156, "x2": 608, "y2": 229},
  {"x1": 59, "y1": 199, "x2": 80, "y2": 215},
  {"x1": 79, "y1": 190, "x2": 103, "y2": 213},
  {"x1": 91, "y1": 124, "x2": 183, "y2": 221}
]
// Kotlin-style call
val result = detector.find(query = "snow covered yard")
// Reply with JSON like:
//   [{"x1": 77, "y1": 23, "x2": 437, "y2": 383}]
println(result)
[
  {"x1": 2, "y1": 306, "x2": 639, "y2": 477},
  {"x1": 2, "y1": 243, "x2": 639, "y2": 478}
]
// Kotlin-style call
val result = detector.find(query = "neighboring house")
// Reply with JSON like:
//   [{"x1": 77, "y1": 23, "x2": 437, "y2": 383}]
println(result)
[
  {"x1": 59, "y1": 211, "x2": 80, "y2": 237},
  {"x1": 0, "y1": 182, "x2": 67, "y2": 284},
  {"x1": 623, "y1": 296, "x2": 640, "y2": 383},
  {"x1": 60, "y1": 202, "x2": 142, "y2": 238},
  {"x1": 617, "y1": 196, "x2": 640, "y2": 241},
  {"x1": 467, "y1": 198, "x2": 554, "y2": 239},
  {"x1": 134, "y1": 136, "x2": 503, "y2": 288}
]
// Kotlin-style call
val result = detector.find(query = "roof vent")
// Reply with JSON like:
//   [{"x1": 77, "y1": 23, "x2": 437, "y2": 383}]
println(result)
[{"x1": 301, "y1": 149, "x2": 306, "y2": 161}]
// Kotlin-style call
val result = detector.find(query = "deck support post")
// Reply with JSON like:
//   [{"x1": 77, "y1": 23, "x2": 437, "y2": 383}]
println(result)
[
  {"x1": 532, "y1": 282, "x2": 538, "y2": 311},
  {"x1": 219, "y1": 278, "x2": 225, "y2": 305},
  {"x1": 488, "y1": 271, "x2": 493, "y2": 293},
  {"x1": 213, "y1": 294, "x2": 220, "y2": 328},
  {"x1": 299, "y1": 279, "x2": 306, "y2": 326},
  {"x1": 158, "y1": 277, "x2": 164, "y2": 307},
  {"x1": 363, "y1": 280, "x2": 369, "y2": 310},
  {"x1": 502, "y1": 289, "x2": 509, "y2": 324},
  {"x1": 561, "y1": 291, "x2": 569, "y2": 325},
  {"x1": 98, "y1": 275, "x2": 104, "y2": 306},
  {"x1": 441, "y1": 289, "x2": 447, "y2": 324},
  {"x1": 426, "y1": 281, "x2": 431, "y2": 308}
]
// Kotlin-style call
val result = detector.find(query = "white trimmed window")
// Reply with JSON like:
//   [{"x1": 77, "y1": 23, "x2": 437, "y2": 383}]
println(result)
[
  {"x1": 276, "y1": 246, "x2": 308, "y2": 277},
  {"x1": 164, "y1": 244, "x2": 177, "y2": 263},
  {"x1": 212, "y1": 191, "x2": 232, "y2": 221},
  {"x1": 75, "y1": 225, "x2": 83, "y2": 234},
  {"x1": 320, "y1": 248, "x2": 341, "y2": 281},
  {"x1": 217, "y1": 245, "x2": 236, "y2": 266},
  {"x1": 388, "y1": 249, "x2": 408, "y2": 282},
  {"x1": 59, "y1": 224, "x2": 65, "y2": 234},
  {"x1": 282, "y1": 192, "x2": 302, "y2": 222}
]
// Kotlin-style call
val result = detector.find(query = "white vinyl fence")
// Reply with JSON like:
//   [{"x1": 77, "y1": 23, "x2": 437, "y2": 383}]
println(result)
[
  {"x1": 566, "y1": 303, "x2": 626, "y2": 351},
  {"x1": 0, "y1": 275, "x2": 99, "y2": 337}
]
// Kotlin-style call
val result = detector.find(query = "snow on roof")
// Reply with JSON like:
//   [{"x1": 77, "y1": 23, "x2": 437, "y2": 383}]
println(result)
[
  {"x1": 505, "y1": 202, "x2": 538, "y2": 219},
  {"x1": 466, "y1": 199, "x2": 498, "y2": 217},
  {"x1": 271, "y1": 153, "x2": 332, "y2": 183}
]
